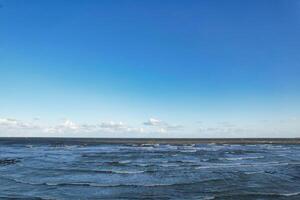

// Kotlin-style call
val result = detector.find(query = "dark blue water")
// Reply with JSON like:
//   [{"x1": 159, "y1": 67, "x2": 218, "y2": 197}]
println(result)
[{"x1": 0, "y1": 143, "x2": 300, "y2": 199}]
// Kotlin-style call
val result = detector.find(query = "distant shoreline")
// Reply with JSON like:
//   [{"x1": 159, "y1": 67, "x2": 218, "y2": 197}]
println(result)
[{"x1": 0, "y1": 137, "x2": 299, "y2": 144}]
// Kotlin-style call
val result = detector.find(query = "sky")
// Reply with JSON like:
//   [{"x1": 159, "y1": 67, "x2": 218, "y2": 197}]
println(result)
[{"x1": 0, "y1": 0, "x2": 300, "y2": 138}]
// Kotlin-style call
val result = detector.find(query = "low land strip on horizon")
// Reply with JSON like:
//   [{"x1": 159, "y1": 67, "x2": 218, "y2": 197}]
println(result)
[{"x1": 0, "y1": 137, "x2": 299, "y2": 145}]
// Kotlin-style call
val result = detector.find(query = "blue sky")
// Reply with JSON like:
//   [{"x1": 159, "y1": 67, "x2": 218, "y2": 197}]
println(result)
[{"x1": 0, "y1": 0, "x2": 299, "y2": 137}]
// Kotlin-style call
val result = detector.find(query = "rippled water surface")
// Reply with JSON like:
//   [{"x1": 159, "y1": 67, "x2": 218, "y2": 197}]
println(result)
[{"x1": 1, "y1": 142, "x2": 300, "y2": 199}]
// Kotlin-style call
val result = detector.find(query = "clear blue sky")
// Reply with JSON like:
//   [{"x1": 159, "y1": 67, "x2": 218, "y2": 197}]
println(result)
[{"x1": 0, "y1": 0, "x2": 299, "y2": 137}]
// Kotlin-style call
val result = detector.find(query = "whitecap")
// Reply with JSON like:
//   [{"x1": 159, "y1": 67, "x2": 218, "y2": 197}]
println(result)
[
  {"x1": 119, "y1": 160, "x2": 131, "y2": 164},
  {"x1": 179, "y1": 149, "x2": 197, "y2": 153},
  {"x1": 223, "y1": 156, "x2": 264, "y2": 161},
  {"x1": 281, "y1": 192, "x2": 300, "y2": 197},
  {"x1": 195, "y1": 162, "x2": 292, "y2": 169},
  {"x1": 244, "y1": 171, "x2": 264, "y2": 175},
  {"x1": 111, "y1": 170, "x2": 145, "y2": 174}
]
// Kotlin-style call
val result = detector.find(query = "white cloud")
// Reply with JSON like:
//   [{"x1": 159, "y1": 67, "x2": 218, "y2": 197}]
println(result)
[
  {"x1": 63, "y1": 119, "x2": 80, "y2": 130},
  {"x1": 0, "y1": 117, "x2": 182, "y2": 136},
  {"x1": 143, "y1": 118, "x2": 183, "y2": 132},
  {"x1": 99, "y1": 121, "x2": 126, "y2": 130},
  {"x1": 43, "y1": 119, "x2": 144, "y2": 134},
  {"x1": 44, "y1": 119, "x2": 82, "y2": 133},
  {"x1": 217, "y1": 121, "x2": 236, "y2": 128},
  {"x1": 33, "y1": 117, "x2": 41, "y2": 121},
  {"x1": 98, "y1": 121, "x2": 144, "y2": 133},
  {"x1": 1, "y1": 116, "x2": 299, "y2": 138},
  {"x1": 279, "y1": 117, "x2": 300, "y2": 123},
  {"x1": 259, "y1": 117, "x2": 300, "y2": 124},
  {"x1": 143, "y1": 118, "x2": 166, "y2": 126},
  {"x1": 0, "y1": 118, "x2": 39, "y2": 130},
  {"x1": 199, "y1": 127, "x2": 248, "y2": 134},
  {"x1": 0, "y1": 118, "x2": 19, "y2": 126}
]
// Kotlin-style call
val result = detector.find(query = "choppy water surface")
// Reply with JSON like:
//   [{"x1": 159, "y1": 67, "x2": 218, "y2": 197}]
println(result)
[{"x1": 0, "y1": 142, "x2": 300, "y2": 199}]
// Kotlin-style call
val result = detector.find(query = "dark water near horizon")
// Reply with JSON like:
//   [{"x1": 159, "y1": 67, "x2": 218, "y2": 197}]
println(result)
[{"x1": 1, "y1": 142, "x2": 300, "y2": 199}]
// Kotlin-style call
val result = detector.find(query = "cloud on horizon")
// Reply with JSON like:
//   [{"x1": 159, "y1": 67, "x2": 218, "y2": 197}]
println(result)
[
  {"x1": 0, "y1": 117, "x2": 181, "y2": 136},
  {"x1": 0, "y1": 118, "x2": 40, "y2": 130},
  {"x1": 143, "y1": 118, "x2": 183, "y2": 133},
  {"x1": 44, "y1": 119, "x2": 145, "y2": 134},
  {"x1": 0, "y1": 117, "x2": 299, "y2": 137}
]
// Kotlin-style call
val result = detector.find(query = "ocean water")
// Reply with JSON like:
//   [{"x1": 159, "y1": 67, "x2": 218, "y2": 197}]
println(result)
[{"x1": 0, "y1": 142, "x2": 300, "y2": 199}]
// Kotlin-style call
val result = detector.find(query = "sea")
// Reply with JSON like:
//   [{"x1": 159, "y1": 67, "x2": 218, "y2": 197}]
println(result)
[{"x1": 0, "y1": 139, "x2": 300, "y2": 199}]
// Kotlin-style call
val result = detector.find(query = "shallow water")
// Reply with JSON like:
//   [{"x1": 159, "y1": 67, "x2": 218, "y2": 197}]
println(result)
[{"x1": 0, "y1": 142, "x2": 300, "y2": 199}]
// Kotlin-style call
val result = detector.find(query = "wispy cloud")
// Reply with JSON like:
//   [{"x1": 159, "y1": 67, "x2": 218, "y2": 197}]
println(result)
[
  {"x1": 0, "y1": 117, "x2": 183, "y2": 136},
  {"x1": 98, "y1": 121, "x2": 144, "y2": 133},
  {"x1": 1, "y1": 116, "x2": 299, "y2": 137},
  {"x1": 143, "y1": 118, "x2": 183, "y2": 132},
  {"x1": 0, "y1": 118, "x2": 39, "y2": 130},
  {"x1": 44, "y1": 119, "x2": 82, "y2": 133},
  {"x1": 143, "y1": 118, "x2": 166, "y2": 126},
  {"x1": 43, "y1": 119, "x2": 144, "y2": 134},
  {"x1": 217, "y1": 121, "x2": 236, "y2": 128}
]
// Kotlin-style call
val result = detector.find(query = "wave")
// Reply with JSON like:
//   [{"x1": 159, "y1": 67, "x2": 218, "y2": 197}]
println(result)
[
  {"x1": 179, "y1": 150, "x2": 197, "y2": 153},
  {"x1": 244, "y1": 171, "x2": 265, "y2": 175},
  {"x1": 51, "y1": 179, "x2": 221, "y2": 187},
  {"x1": 133, "y1": 160, "x2": 198, "y2": 167},
  {"x1": 0, "y1": 195, "x2": 50, "y2": 200},
  {"x1": 0, "y1": 158, "x2": 20, "y2": 166},
  {"x1": 195, "y1": 162, "x2": 296, "y2": 169},
  {"x1": 159, "y1": 163, "x2": 180, "y2": 167},
  {"x1": 20, "y1": 166, "x2": 146, "y2": 175},
  {"x1": 59, "y1": 168, "x2": 146, "y2": 174},
  {"x1": 119, "y1": 160, "x2": 131, "y2": 164},
  {"x1": 222, "y1": 156, "x2": 264, "y2": 161},
  {"x1": 110, "y1": 170, "x2": 145, "y2": 174},
  {"x1": 101, "y1": 160, "x2": 132, "y2": 166},
  {"x1": 0, "y1": 175, "x2": 221, "y2": 188},
  {"x1": 281, "y1": 192, "x2": 300, "y2": 197},
  {"x1": 214, "y1": 192, "x2": 300, "y2": 199},
  {"x1": 43, "y1": 181, "x2": 211, "y2": 188}
]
